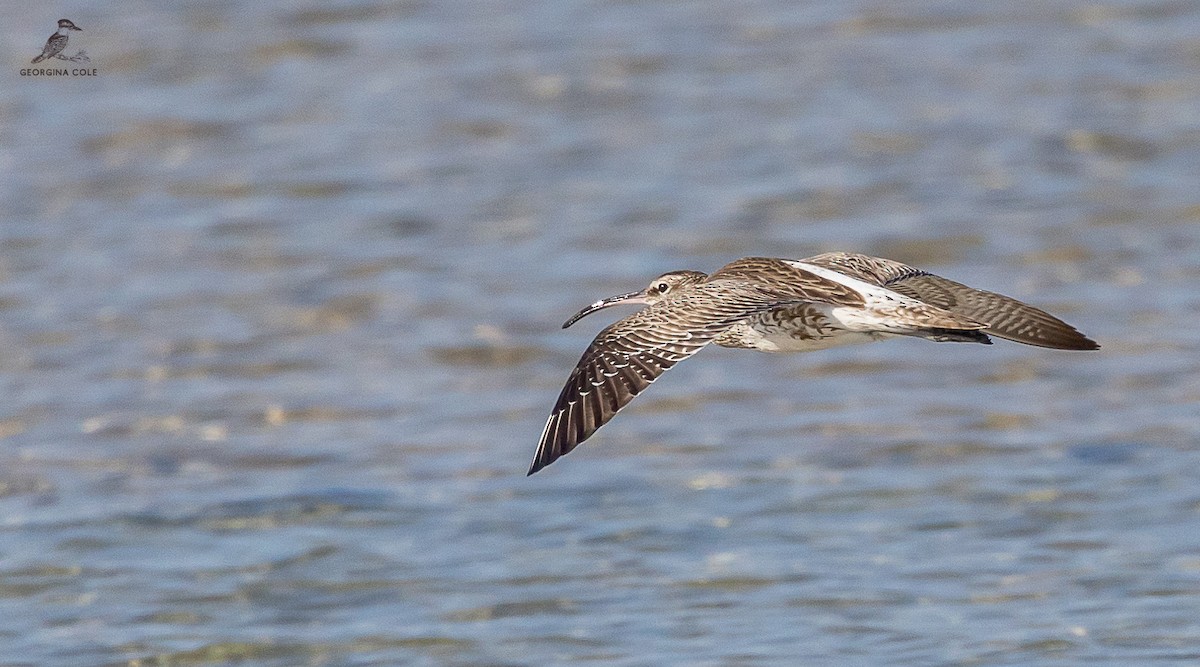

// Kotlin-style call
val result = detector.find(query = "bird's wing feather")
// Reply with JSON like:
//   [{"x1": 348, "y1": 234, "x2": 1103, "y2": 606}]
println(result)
[
  {"x1": 801, "y1": 252, "x2": 927, "y2": 286},
  {"x1": 529, "y1": 280, "x2": 804, "y2": 475},
  {"x1": 709, "y1": 256, "x2": 867, "y2": 306},
  {"x1": 45, "y1": 34, "x2": 66, "y2": 57},
  {"x1": 804, "y1": 252, "x2": 1097, "y2": 350},
  {"x1": 883, "y1": 274, "x2": 1099, "y2": 349}
]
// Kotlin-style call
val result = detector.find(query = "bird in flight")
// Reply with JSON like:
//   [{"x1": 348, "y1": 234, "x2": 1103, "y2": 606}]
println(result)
[{"x1": 528, "y1": 252, "x2": 1098, "y2": 475}]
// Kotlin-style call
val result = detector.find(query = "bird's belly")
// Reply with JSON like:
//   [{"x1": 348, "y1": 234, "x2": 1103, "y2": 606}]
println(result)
[
  {"x1": 719, "y1": 326, "x2": 884, "y2": 352},
  {"x1": 715, "y1": 307, "x2": 890, "y2": 352}
]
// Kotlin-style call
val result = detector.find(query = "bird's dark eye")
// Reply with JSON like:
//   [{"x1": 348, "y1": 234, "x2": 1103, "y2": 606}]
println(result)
[{"x1": 656, "y1": 282, "x2": 670, "y2": 293}]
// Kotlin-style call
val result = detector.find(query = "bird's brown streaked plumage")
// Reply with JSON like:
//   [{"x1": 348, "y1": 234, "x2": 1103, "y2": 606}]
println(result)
[
  {"x1": 803, "y1": 252, "x2": 1099, "y2": 350},
  {"x1": 708, "y1": 257, "x2": 867, "y2": 307},
  {"x1": 528, "y1": 254, "x2": 1098, "y2": 475}
]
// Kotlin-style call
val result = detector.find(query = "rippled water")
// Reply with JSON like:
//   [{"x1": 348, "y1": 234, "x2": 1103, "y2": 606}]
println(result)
[{"x1": 1, "y1": 1, "x2": 1199, "y2": 665}]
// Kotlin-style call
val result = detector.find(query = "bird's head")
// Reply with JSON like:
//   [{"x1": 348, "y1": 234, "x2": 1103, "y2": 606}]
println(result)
[
  {"x1": 561, "y1": 270, "x2": 708, "y2": 329},
  {"x1": 58, "y1": 19, "x2": 82, "y2": 31}
]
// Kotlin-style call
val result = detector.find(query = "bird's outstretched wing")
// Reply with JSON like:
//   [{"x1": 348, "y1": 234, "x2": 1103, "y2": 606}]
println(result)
[
  {"x1": 530, "y1": 279, "x2": 819, "y2": 475},
  {"x1": 884, "y1": 274, "x2": 1098, "y2": 349},
  {"x1": 804, "y1": 252, "x2": 1098, "y2": 350}
]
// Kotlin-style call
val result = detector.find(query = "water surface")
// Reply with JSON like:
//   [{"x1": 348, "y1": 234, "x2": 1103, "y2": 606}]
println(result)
[{"x1": 1, "y1": 1, "x2": 1199, "y2": 664}]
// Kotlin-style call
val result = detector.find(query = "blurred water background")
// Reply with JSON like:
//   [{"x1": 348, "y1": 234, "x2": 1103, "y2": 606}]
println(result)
[{"x1": 1, "y1": 1, "x2": 1199, "y2": 665}]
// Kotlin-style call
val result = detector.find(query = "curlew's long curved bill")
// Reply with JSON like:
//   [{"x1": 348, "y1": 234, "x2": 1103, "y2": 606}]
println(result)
[{"x1": 562, "y1": 291, "x2": 648, "y2": 329}]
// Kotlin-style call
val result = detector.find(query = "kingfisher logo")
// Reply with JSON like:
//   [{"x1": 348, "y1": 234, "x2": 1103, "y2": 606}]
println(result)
[{"x1": 21, "y1": 19, "x2": 97, "y2": 76}]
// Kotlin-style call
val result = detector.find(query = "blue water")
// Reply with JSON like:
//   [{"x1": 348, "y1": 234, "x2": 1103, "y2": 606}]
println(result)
[{"x1": 1, "y1": 1, "x2": 1199, "y2": 664}]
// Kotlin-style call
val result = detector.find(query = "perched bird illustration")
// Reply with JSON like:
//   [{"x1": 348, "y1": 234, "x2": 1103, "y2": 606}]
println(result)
[
  {"x1": 528, "y1": 252, "x2": 1099, "y2": 475},
  {"x1": 31, "y1": 19, "x2": 82, "y2": 64}
]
